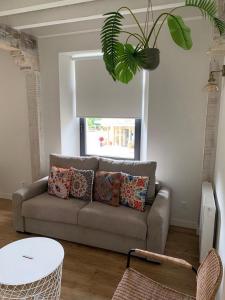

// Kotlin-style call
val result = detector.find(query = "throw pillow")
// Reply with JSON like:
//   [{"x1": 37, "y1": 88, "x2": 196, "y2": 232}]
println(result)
[
  {"x1": 99, "y1": 157, "x2": 156, "y2": 205},
  {"x1": 94, "y1": 171, "x2": 121, "y2": 206},
  {"x1": 120, "y1": 173, "x2": 149, "y2": 212},
  {"x1": 48, "y1": 166, "x2": 72, "y2": 199},
  {"x1": 70, "y1": 168, "x2": 94, "y2": 201}
]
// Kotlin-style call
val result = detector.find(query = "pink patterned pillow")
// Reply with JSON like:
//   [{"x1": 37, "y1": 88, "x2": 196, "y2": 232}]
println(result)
[
  {"x1": 120, "y1": 173, "x2": 149, "y2": 212},
  {"x1": 48, "y1": 166, "x2": 71, "y2": 199}
]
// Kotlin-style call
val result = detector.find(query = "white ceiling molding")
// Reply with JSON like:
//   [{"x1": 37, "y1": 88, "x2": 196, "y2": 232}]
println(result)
[
  {"x1": 0, "y1": 0, "x2": 96, "y2": 17},
  {"x1": 14, "y1": 2, "x2": 185, "y2": 30},
  {"x1": 38, "y1": 16, "x2": 202, "y2": 39},
  {"x1": 0, "y1": 0, "x2": 150, "y2": 29},
  {"x1": 26, "y1": 6, "x2": 199, "y2": 37}
]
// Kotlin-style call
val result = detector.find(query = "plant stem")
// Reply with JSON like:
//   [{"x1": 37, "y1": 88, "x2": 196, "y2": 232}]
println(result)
[
  {"x1": 121, "y1": 31, "x2": 145, "y2": 46},
  {"x1": 145, "y1": 12, "x2": 182, "y2": 47},
  {"x1": 117, "y1": 6, "x2": 147, "y2": 40},
  {"x1": 145, "y1": 13, "x2": 170, "y2": 46},
  {"x1": 152, "y1": 7, "x2": 182, "y2": 47}
]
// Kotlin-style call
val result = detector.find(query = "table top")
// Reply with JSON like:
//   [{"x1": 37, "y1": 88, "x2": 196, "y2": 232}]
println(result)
[{"x1": 0, "y1": 237, "x2": 64, "y2": 285}]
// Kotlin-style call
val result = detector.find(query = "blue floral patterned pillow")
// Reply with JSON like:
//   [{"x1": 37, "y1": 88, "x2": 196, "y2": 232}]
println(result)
[
  {"x1": 70, "y1": 168, "x2": 94, "y2": 201},
  {"x1": 120, "y1": 173, "x2": 149, "y2": 212}
]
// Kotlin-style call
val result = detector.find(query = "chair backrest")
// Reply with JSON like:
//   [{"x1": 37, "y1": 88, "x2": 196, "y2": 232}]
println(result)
[{"x1": 196, "y1": 249, "x2": 223, "y2": 300}]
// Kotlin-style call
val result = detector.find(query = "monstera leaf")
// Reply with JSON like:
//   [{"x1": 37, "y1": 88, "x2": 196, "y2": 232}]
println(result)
[
  {"x1": 115, "y1": 43, "x2": 140, "y2": 84},
  {"x1": 167, "y1": 15, "x2": 193, "y2": 50}
]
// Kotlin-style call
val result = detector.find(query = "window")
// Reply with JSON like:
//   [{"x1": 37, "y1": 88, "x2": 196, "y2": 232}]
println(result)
[{"x1": 80, "y1": 118, "x2": 141, "y2": 160}]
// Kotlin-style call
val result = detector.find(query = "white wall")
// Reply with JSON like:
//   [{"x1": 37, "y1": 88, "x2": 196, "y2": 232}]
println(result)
[
  {"x1": 38, "y1": 19, "x2": 211, "y2": 228},
  {"x1": 59, "y1": 54, "x2": 79, "y2": 156},
  {"x1": 148, "y1": 22, "x2": 211, "y2": 228},
  {"x1": 0, "y1": 50, "x2": 32, "y2": 198},
  {"x1": 39, "y1": 31, "x2": 100, "y2": 162},
  {"x1": 214, "y1": 75, "x2": 225, "y2": 300}
]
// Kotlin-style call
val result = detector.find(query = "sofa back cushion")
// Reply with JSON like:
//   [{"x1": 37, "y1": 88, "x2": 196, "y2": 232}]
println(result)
[
  {"x1": 50, "y1": 154, "x2": 99, "y2": 172},
  {"x1": 99, "y1": 157, "x2": 156, "y2": 204}
]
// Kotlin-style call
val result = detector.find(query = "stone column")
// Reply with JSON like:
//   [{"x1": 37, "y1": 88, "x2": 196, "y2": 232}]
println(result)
[
  {"x1": 202, "y1": 61, "x2": 221, "y2": 181},
  {"x1": 25, "y1": 71, "x2": 45, "y2": 180},
  {"x1": 0, "y1": 24, "x2": 44, "y2": 181},
  {"x1": 202, "y1": 0, "x2": 225, "y2": 181}
]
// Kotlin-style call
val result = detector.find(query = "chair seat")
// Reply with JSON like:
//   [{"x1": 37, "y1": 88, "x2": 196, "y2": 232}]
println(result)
[
  {"x1": 112, "y1": 268, "x2": 195, "y2": 300},
  {"x1": 78, "y1": 202, "x2": 150, "y2": 240},
  {"x1": 22, "y1": 193, "x2": 88, "y2": 225}
]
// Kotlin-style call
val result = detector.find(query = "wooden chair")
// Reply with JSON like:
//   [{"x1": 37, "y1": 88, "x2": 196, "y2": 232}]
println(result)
[{"x1": 112, "y1": 249, "x2": 223, "y2": 300}]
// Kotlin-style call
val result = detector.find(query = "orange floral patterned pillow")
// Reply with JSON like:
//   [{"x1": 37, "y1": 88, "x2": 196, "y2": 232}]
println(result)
[
  {"x1": 48, "y1": 166, "x2": 71, "y2": 199},
  {"x1": 120, "y1": 173, "x2": 149, "y2": 212}
]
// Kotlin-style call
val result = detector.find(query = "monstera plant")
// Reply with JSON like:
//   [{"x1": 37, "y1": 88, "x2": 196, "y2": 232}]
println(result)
[{"x1": 101, "y1": 0, "x2": 225, "y2": 84}]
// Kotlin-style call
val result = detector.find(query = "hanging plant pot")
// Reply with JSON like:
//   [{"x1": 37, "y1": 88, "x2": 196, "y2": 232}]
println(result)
[{"x1": 137, "y1": 48, "x2": 160, "y2": 71}]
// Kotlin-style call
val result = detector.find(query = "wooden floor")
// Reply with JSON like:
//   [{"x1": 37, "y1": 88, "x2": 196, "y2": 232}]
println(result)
[{"x1": 0, "y1": 199, "x2": 199, "y2": 300}]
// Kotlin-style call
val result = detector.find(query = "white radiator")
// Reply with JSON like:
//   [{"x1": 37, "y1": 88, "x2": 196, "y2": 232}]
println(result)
[{"x1": 199, "y1": 182, "x2": 216, "y2": 263}]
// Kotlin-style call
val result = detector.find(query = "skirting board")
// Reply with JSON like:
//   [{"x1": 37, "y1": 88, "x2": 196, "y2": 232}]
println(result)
[
  {"x1": 171, "y1": 218, "x2": 197, "y2": 229},
  {"x1": 0, "y1": 192, "x2": 12, "y2": 200}
]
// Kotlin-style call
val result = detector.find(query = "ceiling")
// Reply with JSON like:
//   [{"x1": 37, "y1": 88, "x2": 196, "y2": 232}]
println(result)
[{"x1": 0, "y1": 0, "x2": 201, "y2": 39}]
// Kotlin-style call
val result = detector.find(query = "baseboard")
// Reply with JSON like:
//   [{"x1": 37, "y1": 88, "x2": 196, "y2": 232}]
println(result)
[
  {"x1": 0, "y1": 192, "x2": 12, "y2": 200},
  {"x1": 171, "y1": 218, "x2": 198, "y2": 229}
]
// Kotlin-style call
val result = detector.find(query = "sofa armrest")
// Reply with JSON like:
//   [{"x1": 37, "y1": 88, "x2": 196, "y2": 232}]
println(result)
[
  {"x1": 12, "y1": 176, "x2": 48, "y2": 232},
  {"x1": 147, "y1": 187, "x2": 171, "y2": 254}
]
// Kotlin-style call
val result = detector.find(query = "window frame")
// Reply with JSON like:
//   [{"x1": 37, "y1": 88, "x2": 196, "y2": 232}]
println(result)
[{"x1": 80, "y1": 118, "x2": 141, "y2": 161}]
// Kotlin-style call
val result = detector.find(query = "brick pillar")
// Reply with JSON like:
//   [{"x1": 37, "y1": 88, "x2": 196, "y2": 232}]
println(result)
[
  {"x1": 25, "y1": 71, "x2": 45, "y2": 181},
  {"x1": 0, "y1": 24, "x2": 44, "y2": 182},
  {"x1": 202, "y1": 61, "x2": 221, "y2": 181},
  {"x1": 202, "y1": 0, "x2": 225, "y2": 181}
]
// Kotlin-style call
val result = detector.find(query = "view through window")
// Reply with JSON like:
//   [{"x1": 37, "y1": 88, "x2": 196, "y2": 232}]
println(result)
[{"x1": 83, "y1": 118, "x2": 136, "y2": 159}]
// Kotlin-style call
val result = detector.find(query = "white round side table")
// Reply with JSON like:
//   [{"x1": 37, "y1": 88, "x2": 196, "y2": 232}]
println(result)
[{"x1": 0, "y1": 237, "x2": 64, "y2": 299}]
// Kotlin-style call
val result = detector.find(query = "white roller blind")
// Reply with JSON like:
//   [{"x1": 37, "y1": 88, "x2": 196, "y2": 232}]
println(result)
[{"x1": 75, "y1": 57, "x2": 142, "y2": 118}]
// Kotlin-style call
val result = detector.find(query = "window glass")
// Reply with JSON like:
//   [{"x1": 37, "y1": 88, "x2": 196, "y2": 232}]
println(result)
[{"x1": 85, "y1": 118, "x2": 136, "y2": 159}]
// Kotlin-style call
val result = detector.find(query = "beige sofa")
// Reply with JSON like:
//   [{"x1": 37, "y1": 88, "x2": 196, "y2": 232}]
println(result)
[{"x1": 13, "y1": 154, "x2": 171, "y2": 254}]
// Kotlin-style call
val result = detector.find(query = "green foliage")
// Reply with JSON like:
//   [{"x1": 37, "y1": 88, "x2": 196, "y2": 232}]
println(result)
[
  {"x1": 100, "y1": 1, "x2": 225, "y2": 84},
  {"x1": 167, "y1": 15, "x2": 193, "y2": 50},
  {"x1": 87, "y1": 118, "x2": 101, "y2": 129},
  {"x1": 101, "y1": 12, "x2": 124, "y2": 80},
  {"x1": 213, "y1": 17, "x2": 225, "y2": 35},
  {"x1": 185, "y1": 0, "x2": 225, "y2": 35},
  {"x1": 115, "y1": 43, "x2": 140, "y2": 84},
  {"x1": 185, "y1": 0, "x2": 217, "y2": 17}
]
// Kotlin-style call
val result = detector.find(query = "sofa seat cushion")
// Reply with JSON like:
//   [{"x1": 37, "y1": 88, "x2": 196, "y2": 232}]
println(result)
[
  {"x1": 78, "y1": 202, "x2": 150, "y2": 240},
  {"x1": 22, "y1": 193, "x2": 88, "y2": 225}
]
